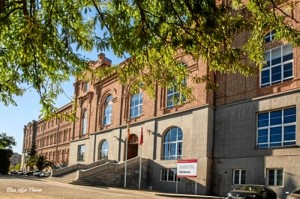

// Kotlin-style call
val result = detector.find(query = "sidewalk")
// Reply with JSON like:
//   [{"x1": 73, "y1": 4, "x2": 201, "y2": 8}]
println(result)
[{"x1": 155, "y1": 192, "x2": 225, "y2": 199}]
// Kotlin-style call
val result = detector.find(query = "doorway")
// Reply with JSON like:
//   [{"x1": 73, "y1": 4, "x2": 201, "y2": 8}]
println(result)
[{"x1": 126, "y1": 134, "x2": 138, "y2": 160}]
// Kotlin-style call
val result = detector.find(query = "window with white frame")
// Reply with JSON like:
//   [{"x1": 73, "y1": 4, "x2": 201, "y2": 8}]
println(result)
[
  {"x1": 83, "y1": 81, "x2": 89, "y2": 92},
  {"x1": 166, "y1": 78, "x2": 187, "y2": 109},
  {"x1": 161, "y1": 168, "x2": 180, "y2": 182},
  {"x1": 163, "y1": 127, "x2": 183, "y2": 160},
  {"x1": 233, "y1": 169, "x2": 246, "y2": 185},
  {"x1": 103, "y1": 95, "x2": 113, "y2": 126},
  {"x1": 257, "y1": 107, "x2": 296, "y2": 148},
  {"x1": 267, "y1": 169, "x2": 283, "y2": 186},
  {"x1": 261, "y1": 44, "x2": 293, "y2": 87},
  {"x1": 98, "y1": 140, "x2": 108, "y2": 160},
  {"x1": 81, "y1": 110, "x2": 87, "y2": 136},
  {"x1": 77, "y1": 144, "x2": 85, "y2": 161},
  {"x1": 130, "y1": 92, "x2": 143, "y2": 118}
]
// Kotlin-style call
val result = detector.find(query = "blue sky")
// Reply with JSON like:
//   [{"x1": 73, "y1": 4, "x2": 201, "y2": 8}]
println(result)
[{"x1": 0, "y1": 49, "x2": 125, "y2": 154}]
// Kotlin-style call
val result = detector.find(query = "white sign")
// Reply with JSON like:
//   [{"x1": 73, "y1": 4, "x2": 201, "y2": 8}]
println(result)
[{"x1": 177, "y1": 159, "x2": 197, "y2": 178}]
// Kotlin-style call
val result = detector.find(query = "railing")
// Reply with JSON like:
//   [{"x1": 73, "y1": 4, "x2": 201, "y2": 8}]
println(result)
[
  {"x1": 52, "y1": 159, "x2": 107, "y2": 177},
  {"x1": 77, "y1": 156, "x2": 141, "y2": 180}
]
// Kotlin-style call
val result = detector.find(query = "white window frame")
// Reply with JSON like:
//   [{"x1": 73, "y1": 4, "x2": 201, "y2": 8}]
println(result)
[
  {"x1": 81, "y1": 110, "x2": 88, "y2": 136},
  {"x1": 163, "y1": 127, "x2": 183, "y2": 160},
  {"x1": 130, "y1": 92, "x2": 143, "y2": 118},
  {"x1": 233, "y1": 169, "x2": 246, "y2": 185},
  {"x1": 77, "y1": 144, "x2": 85, "y2": 161},
  {"x1": 160, "y1": 168, "x2": 180, "y2": 182},
  {"x1": 257, "y1": 107, "x2": 296, "y2": 148},
  {"x1": 261, "y1": 44, "x2": 293, "y2": 87},
  {"x1": 98, "y1": 140, "x2": 108, "y2": 160},
  {"x1": 267, "y1": 168, "x2": 283, "y2": 186},
  {"x1": 103, "y1": 95, "x2": 113, "y2": 126}
]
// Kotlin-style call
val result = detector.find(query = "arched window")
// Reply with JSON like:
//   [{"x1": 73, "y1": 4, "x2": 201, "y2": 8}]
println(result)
[
  {"x1": 103, "y1": 95, "x2": 113, "y2": 126},
  {"x1": 163, "y1": 127, "x2": 183, "y2": 160},
  {"x1": 264, "y1": 30, "x2": 276, "y2": 43},
  {"x1": 98, "y1": 140, "x2": 109, "y2": 160},
  {"x1": 81, "y1": 110, "x2": 88, "y2": 136},
  {"x1": 130, "y1": 92, "x2": 143, "y2": 118}
]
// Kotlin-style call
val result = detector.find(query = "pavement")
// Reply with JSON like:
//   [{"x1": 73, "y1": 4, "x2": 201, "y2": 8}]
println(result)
[{"x1": 1, "y1": 174, "x2": 225, "y2": 199}]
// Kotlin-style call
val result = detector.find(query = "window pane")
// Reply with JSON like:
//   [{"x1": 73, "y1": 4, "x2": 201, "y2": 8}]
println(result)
[
  {"x1": 277, "y1": 170, "x2": 283, "y2": 186},
  {"x1": 258, "y1": 113, "x2": 269, "y2": 127},
  {"x1": 261, "y1": 70, "x2": 270, "y2": 85},
  {"x1": 270, "y1": 127, "x2": 282, "y2": 143},
  {"x1": 234, "y1": 170, "x2": 239, "y2": 184},
  {"x1": 271, "y1": 48, "x2": 281, "y2": 65},
  {"x1": 283, "y1": 63, "x2": 293, "y2": 78},
  {"x1": 258, "y1": 129, "x2": 268, "y2": 143},
  {"x1": 270, "y1": 110, "x2": 282, "y2": 125},
  {"x1": 284, "y1": 126, "x2": 295, "y2": 141},
  {"x1": 284, "y1": 108, "x2": 296, "y2": 123},
  {"x1": 241, "y1": 170, "x2": 246, "y2": 184},
  {"x1": 161, "y1": 169, "x2": 167, "y2": 181},
  {"x1": 271, "y1": 66, "x2": 281, "y2": 83},
  {"x1": 268, "y1": 170, "x2": 275, "y2": 186}
]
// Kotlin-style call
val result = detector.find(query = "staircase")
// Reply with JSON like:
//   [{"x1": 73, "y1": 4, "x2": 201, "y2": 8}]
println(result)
[
  {"x1": 48, "y1": 170, "x2": 78, "y2": 184},
  {"x1": 49, "y1": 157, "x2": 149, "y2": 190}
]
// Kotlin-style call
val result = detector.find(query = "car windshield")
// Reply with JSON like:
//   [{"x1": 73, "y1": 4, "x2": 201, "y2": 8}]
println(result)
[{"x1": 236, "y1": 185, "x2": 262, "y2": 192}]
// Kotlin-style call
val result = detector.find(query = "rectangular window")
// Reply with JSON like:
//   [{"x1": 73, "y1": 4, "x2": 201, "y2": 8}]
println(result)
[
  {"x1": 257, "y1": 107, "x2": 296, "y2": 148},
  {"x1": 267, "y1": 169, "x2": 283, "y2": 186},
  {"x1": 233, "y1": 169, "x2": 246, "y2": 185},
  {"x1": 166, "y1": 78, "x2": 186, "y2": 109},
  {"x1": 77, "y1": 145, "x2": 85, "y2": 161},
  {"x1": 261, "y1": 44, "x2": 293, "y2": 87},
  {"x1": 160, "y1": 168, "x2": 180, "y2": 182},
  {"x1": 130, "y1": 92, "x2": 143, "y2": 118}
]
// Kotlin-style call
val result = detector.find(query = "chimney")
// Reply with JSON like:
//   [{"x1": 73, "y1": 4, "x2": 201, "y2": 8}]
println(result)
[{"x1": 98, "y1": 53, "x2": 112, "y2": 67}]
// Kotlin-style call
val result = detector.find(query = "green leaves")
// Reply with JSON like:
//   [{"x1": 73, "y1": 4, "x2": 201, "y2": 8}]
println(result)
[
  {"x1": 1, "y1": 0, "x2": 300, "y2": 117},
  {"x1": 0, "y1": 133, "x2": 16, "y2": 149},
  {"x1": 0, "y1": 0, "x2": 94, "y2": 117}
]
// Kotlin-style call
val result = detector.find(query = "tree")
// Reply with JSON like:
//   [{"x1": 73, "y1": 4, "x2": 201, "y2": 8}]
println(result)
[
  {"x1": 0, "y1": 149, "x2": 13, "y2": 174},
  {"x1": 0, "y1": 133, "x2": 16, "y2": 149},
  {"x1": 28, "y1": 155, "x2": 54, "y2": 171},
  {"x1": 1, "y1": 0, "x2": 300, "y2": 116}
]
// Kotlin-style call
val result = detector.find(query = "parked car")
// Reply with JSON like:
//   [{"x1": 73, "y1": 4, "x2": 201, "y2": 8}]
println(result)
[
  {"x1": 226, "y1": 184, "x2": 277, "y2": 199},
  {"x1": 17, "y1": 171, "x2": 25, "y2": 175},
  {"x1": 10, "y1": 170, "x2": 18, "y2": 175},
  {"x1": 24, "y1": 170, "x2": 37, "y2": 176},
  {"x1": 33, "y1": 171, "x2": 42, "y2": 177},
  {"x1": 38, "y1": 171, "x2": 51, "y2": 178},
  {"x1": 286, "y1": 188, "x2": 300, "y2": 199}
]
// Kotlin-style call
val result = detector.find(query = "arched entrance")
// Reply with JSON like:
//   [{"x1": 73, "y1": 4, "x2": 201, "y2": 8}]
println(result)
[{"x1": 126, "y1": 134, "x2": 138, "y2": 160}]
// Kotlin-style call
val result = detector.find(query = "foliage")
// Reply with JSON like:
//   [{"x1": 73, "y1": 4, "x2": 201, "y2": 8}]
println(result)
[
  {"x1": 1, "y1": 0, "x2": 300, "y2": 116},
  {"x1": 27, "y1": 155, "x2": 54, "y2": 171},
  {"x1": 0, "y1": 133, "x2": 16, "y2": 149},
  {"x1": 91, "y1": 0, "x2": 300, "y2": 93},
  {"x1": 0, "y1": 149, "x2": 13, "y2": 174},
  {"x1": 28, "y1": 143, "x2": 37, "y2": 158},
  {"x1": 9, "y1": 163, "x2": 21, "y2": 171},
  {"x1": 0, "y1": 0, "x2": 94, "y2": 116}
]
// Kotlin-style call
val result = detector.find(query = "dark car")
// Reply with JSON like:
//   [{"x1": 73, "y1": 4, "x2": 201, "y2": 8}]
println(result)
[
  {"x1": 286, "y1": 188, "x2": 300, "y2": 199},
  {"x1": 226, "y1": 184, "x2": 277, "y2": 199}
]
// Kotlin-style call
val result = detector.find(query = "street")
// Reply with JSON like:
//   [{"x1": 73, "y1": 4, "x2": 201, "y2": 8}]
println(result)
[{"x1": 0, "y1": 175, "x2": 171, "y2": 199}]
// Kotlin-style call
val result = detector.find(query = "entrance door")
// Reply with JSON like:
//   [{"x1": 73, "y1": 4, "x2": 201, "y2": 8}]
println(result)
[{"x1": 127, "y1": 134, "x2": 138, "y2": 160}]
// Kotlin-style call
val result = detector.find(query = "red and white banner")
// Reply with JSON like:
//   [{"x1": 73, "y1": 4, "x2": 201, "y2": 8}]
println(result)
[{"x1": 177, "y1": 159, "x2": 198, "y2": 178}]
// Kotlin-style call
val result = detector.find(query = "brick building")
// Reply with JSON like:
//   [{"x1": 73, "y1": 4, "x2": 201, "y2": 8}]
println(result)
[{"x1": 21, "y1": 8, "x2": 300, "y2": 199}]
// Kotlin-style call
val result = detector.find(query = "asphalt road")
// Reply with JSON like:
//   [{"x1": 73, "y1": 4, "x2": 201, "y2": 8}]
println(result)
[{"x1": 0, "y1": 175, "x2": 171, "y2": 199}]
